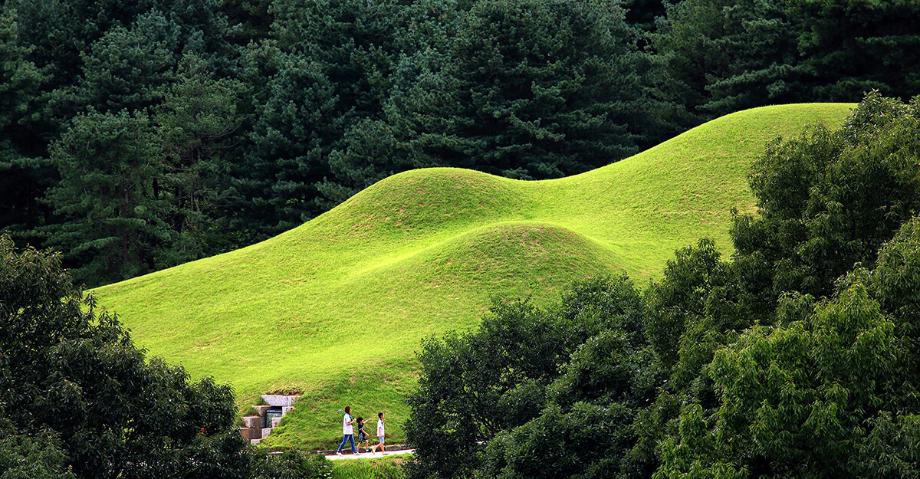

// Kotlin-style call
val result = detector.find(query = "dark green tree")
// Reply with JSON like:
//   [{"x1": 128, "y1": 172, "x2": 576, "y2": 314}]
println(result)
[
  {"x1": 654, "y1": 0, "x2": 920, "y2": 117},
  {"x1": 731, "y1": 92, "x2": 920, "y2": 300},
  {"x1": 789, "y1": 0, "x2": 920, "y2": 101},
  {"x1": 405, "y1": 299, "x2": 566, "y2": 479},
  {"x1": 155, "y1": 53, "x2": 244, "y2": 263},
  {"x1": 653, "y1": 0, "x2": 799, "y2": 117},
  {"x1": 406, "y1": 276, "x2": 644, "y2": 479},
  {"x1": 0, "y1": 7, "x2": 51, "y2": 240},
  {"x1": 73, "y1": 11, "x2": 181, "y2": 113},
  {"x1": 220, "y1": 0, "x2": 272, "y2": 45},
  {"x1": 0, "y1": 421, "x2": 75, "y2": 479},
  {"x1": 321, "y1": 0, "x2": 467, "y2": 203},
  {"x1": 45, "y1": 111, "x2": 167, "y2": 286},
  {"x1": 346, "y1": 0, "x2": 660, "y2": 187},
  {"x1": 656, "y1": 238, "x2": 920, "y2": 477},
  {"x1": 0, "y1": 234, "x2": 244, "y2": 478},
  {"x1": 243, "y1": 53, "x2": 341, "y2": 232},
  {"x1": 624, "y1": 0, "x2": 671, "y2": 33},
  {"x1": 270, "y1": 0, "x2": 402, "y2": 123},
  {"x1": 236, "y1": 0, "x2": 408, "y2": 223},
  {"x1": 481, "y1": 328, "x2": 661, "y2": 478},
  {"x1": 249, "y1": 450, "x2": 332, "y2": 479}
]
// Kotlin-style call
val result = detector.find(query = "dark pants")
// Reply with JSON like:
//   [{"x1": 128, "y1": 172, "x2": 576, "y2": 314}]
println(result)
[{"x1": 337, "y1": 434, "x2": 356, "y2": 453}]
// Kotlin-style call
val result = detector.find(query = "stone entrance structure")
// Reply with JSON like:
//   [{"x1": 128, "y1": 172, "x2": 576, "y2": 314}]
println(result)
[{"x1": 239, "y1": 394, "x2": 300, "y2": 445}]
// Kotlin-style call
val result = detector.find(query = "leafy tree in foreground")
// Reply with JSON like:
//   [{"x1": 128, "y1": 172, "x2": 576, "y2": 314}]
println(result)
[
  {"x1": 0, "y1": 421, "x2": 75, "y2": 479},
  {"x1": 481, "y1": 329, "x2": 661, "y2": 478},
  {"x1": 249, "y1": 450, "x2": 332, "y2": 479},
  {"x1": 731, "y1": 92, "x2": 920, "y2": 301},
  {"x1": 405, "y1": 276, "x2": 644, "y2": 478},
  {"x1": 0, "y1": 235, "x2": 339, "y2": 478},
  {"x1": 657, "y1": 219, "x2": 920, "y2": 478},
  {"x1": 0, "y1": 234, "x2": 248, "y2": 478}
]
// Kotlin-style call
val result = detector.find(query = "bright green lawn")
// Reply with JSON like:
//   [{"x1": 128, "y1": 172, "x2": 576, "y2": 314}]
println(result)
[
  {"x1": 331, "y1": 456, "x2": 407, "y2": 479},
  {"x1": 93, "y1": 103, "x2": 852, "y2": 449}
]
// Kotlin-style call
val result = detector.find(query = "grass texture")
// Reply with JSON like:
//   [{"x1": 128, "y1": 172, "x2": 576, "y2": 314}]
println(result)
[
  {"x1": 93, "y1": 104, "x2": 852, "y2": 449},
  {"x1": 331, "y1": 456, "x2": 407, "y2": 479}
]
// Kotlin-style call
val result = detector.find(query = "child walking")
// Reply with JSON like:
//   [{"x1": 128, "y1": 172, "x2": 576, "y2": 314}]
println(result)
[
  {"x1": 356, "y1": 417, "x2": 371, "y2": 453},
  {"x1": 370, "y1": 412, "x2": 386, "y2": 454}
]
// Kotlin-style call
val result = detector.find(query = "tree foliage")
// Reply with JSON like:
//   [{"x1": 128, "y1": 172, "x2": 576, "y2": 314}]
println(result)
[
  {"x1": 44, "y1": 111, "x2": 166, "y2": 285},
  {"x1": 653, "y1": 0, "x2": 920, "y2": 118},
  {"x1": 405, "y1": 275, "x2": 641, "y2": 477},
  {"x1": 0, "y1": 234, "x2": 244, "y2": 478},
  {"x1": 732, "y1": 92, "x2": 920, "y2": 300},
  {"x1": 0, "y1": 234, "x2": 338, "y2": 478}
]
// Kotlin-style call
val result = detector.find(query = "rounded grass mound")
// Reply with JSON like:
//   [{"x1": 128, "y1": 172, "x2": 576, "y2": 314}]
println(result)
[{"x1": 93, "y1": 103, "x2": 853, "y2": 449}]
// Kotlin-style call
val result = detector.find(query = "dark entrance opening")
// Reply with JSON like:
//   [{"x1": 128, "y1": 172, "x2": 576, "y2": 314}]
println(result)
[{"x1": 265, "y1": 407, "x2": 283, "y2": 428}]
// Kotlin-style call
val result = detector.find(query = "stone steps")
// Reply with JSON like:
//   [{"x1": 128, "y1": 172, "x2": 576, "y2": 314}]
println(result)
[{"x1": 239, "y1": 394, "x2": 300, "y2": 445}]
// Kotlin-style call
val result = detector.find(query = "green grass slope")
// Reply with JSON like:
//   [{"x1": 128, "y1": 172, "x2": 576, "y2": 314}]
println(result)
[{"x1": 93, "y1": 103, "x2": 852, "y2": 449}]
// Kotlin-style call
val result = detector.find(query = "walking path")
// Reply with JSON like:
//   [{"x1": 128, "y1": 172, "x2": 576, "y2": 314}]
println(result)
[{"x1": 325, "y1": 449, "x2": 415, "y2": 461}]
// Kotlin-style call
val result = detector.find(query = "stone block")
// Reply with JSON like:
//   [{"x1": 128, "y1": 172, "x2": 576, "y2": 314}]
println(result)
[
  {"x1": 260, "y1": 395, "x2": 300, "y2": 407},
  {"x1": 242, "y1": 416, "x2": 263, "y2": 428},
  {"x1": 240, "y1": 425, "x2": 261, "y2": 440}
]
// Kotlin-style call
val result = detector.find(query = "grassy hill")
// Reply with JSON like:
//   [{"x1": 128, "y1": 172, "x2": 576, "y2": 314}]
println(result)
[{"x1": 93, "y1": 103, "x2": 852, "y2": 449}]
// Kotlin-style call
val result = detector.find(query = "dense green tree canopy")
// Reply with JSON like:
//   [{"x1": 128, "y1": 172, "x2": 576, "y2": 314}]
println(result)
[
  {"x1": 407, "y1": 275, "x2": 652, "y2": 478},
  {"x1": 657, "y1": 218, "x2": 920, "y2": 478},
  {"x1": 653, "y1": 0, "x2": 920, "y2": 118},
  {"x1": 0, "y1": 235, "x2": 241, "y2": 477},
  {"x1": 386, "y1": 0, "x2": 655, "y2": 180},
  {"x1": 0, "y1": 234, "x2": 337, "y2": 478},
  {"x1": 45, "y1": 111, "x2": 165, "y2": 285},
  {"x1": 732, "y1": 92, "x2": 920, "y2": 300}
]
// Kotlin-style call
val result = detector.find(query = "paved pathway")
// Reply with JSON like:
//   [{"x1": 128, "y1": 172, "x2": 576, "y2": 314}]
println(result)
[{"x1": 325, "y1": 449, "x2": 415, "y2": 461}]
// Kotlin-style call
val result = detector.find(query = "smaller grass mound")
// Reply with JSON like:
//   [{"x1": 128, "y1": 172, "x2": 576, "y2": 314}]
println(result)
[{"x1": 310, "y1": 168, "x2": 528, "y2": 240}]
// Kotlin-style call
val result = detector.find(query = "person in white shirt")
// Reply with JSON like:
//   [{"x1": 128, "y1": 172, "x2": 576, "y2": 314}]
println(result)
[
  {"x1": 370, "y1": 411, "x2": 386, "y2": 454},
  {"x1": 335, "y1": 406, "x2": 357, "y2": 455}
]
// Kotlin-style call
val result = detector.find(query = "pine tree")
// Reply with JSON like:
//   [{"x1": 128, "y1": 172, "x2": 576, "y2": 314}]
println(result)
[
  {"x1": 74, "y1": 11, "x2": 182, "y2": 113},
  {"x1": 361, "y1": 0, "x2": 656, "y2": 182},
  {"x1": 654, "y1": 0, "x2": 920, "y2": 117},
  {"x1": 45, "y1": 111, "x2": 167, "y2": 286},
  {"x1": 653, "y1": 0, "x2": 800, "y2": 117},
  {"x1": 790, "y1": 0, "x2": 920, "y2": 101},
  {"x1": 0, "y1": 7, "x2": 51, "y2": 240},
  {"x1": 155, "y1": 53, "x2": 244, "y2": 263},
  {"x1": 243, "y1": 52, "x2": 342, "y2": 232}
]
